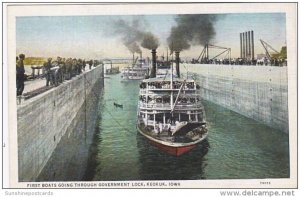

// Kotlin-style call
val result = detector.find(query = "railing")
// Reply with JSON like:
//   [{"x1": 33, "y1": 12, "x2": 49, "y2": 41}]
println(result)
[
  {"x1": 147, "y1": 86, "x2": 195, "y2": 90},
  {"x1": 139, "y1": 83, "x2": 196, "y2": 89},
  {"x1": 139, "y1": 102, "x2": 203, "y2": 110},
  {"x1": 139, "y1": 89, "x2": 200, "y2": 95}
]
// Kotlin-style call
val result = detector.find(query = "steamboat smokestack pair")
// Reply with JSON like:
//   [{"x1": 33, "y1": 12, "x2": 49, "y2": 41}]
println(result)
[
  {"x1": 150, "y1": 49, "x2": 180, "y2": 78},
  {"x1": 240, "y1": 30, "x2": 255, "y2": 60}
]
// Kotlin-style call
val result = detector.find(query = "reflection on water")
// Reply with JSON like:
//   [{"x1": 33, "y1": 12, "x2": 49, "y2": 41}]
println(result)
[{"x1": 136, "y1": 134, "x2": 209, "y2": 180}]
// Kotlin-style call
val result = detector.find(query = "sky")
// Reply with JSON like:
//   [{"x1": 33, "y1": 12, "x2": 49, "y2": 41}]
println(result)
[{"x1": 16, "y1": 13, "x2": 286, "y2": 60}]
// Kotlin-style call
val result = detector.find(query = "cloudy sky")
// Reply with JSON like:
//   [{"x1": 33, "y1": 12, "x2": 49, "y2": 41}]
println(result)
[{"x1": 16, "y1": 13, "x2": 286, "y2": 60}]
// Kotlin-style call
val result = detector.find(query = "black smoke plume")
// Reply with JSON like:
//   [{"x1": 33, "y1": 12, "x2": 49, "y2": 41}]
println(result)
[
  {"x1": 111, "y1": 18, "x2": 160, "y2": 53},
  {"x1": 141, "y1": 32, "x2": 159, "y2": 50},
  {"x1": 167, "y1": 14, "x2": 219, "y2": 52},
  {"x1": 112, "y1": 19, "x2": 144, "y2": 54},
  {"x1": 127, "y1": 42, "x2": 142, "y2": 54}
]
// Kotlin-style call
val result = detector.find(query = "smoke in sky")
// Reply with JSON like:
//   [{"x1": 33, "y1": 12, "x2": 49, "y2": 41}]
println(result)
[
  {"x1": 167, "y1": 14, "x2": 219, "y2": 52},
  {"x1": 111, "y1": 18, "x2": 160, "y2": 54},
  {"x1": 141, "y1": 32, "x2": 159, "y2": 50}
]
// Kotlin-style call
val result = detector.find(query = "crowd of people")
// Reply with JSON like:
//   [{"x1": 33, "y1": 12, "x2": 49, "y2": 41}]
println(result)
[
  {"x1": 43, "y1": 56, "x2": 102, "y2": 87},
  {"x1": 16, "y1": 54, "x2": 102, "y2": 96},
  {"x1": 189, "y1": 57, "x2": 287, "y2": 66}
]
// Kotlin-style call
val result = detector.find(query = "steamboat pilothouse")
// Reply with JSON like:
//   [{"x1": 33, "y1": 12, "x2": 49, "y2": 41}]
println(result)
[{"x1": 137, "y1": 50, "x2": 208, "y2": 156}]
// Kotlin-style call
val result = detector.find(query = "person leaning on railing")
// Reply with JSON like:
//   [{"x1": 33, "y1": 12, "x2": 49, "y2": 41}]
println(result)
[{"x1": 43, "y1": 57, "x2": 53, "y2": 86}]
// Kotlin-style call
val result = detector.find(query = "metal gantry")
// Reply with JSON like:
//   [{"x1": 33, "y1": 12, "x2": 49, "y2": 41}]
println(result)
[
  {"x1": 197, "y1": 44, "x2": 231, "y2": 62},
  {"x1": 260, "y1": 39, "x2": 280, "y2": 60}
]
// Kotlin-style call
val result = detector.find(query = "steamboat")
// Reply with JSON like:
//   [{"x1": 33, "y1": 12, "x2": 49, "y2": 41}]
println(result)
[
  {"x1": 121, "y1": 57, "x2": 149, "y2": 80},
  {"x1": 136, "y1": 50, "x2": 208, "y2": 156}
]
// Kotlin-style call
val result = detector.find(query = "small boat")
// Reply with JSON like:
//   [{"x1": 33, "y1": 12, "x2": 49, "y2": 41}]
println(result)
[
  {"x1": 106, "y1": 67, "x2": 120, "y2": 75},
  {"x1": 136, "y1": 50, "x2": 208, "y2": 156},
  {"x1": 113, "y1": 102, "x2": 123, "y2": 108},
  {"x1": 104, "y1": 61, "x2": 120, "y2": 75}
]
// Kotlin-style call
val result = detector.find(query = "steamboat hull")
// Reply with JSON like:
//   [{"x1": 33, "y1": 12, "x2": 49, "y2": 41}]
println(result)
[
  {"x1": 137, "y1": 125, "x2": 207, "y2": 156},
  {"x1": 149, "y1": 140, "x2": 197, "y2": 156}
]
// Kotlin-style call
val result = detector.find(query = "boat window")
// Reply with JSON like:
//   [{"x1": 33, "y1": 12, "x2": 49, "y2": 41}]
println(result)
[
  {"x1": 162, "y1": 95, "x2": 170, "y2": 103},
  {"x1": 140, "y1": 82, "x2": 146, "y2": 89},
  {"x1": 181, "y1": 97, "x2": 188, "y2": 103},
  {"x1": 181, "y1": 113, "x2": 189, "y2": 121},
  {"x1": 139, "y1": 95, "x2": 146, "y2": 102},
  {"x1": 148, "y1": 114, "x2": 154, "y2": 120},
  {"x1": 191, "y1": 114, "x2": 195, "y2": 121},
  {"x1": 197, "y1": 112, "x2": 203, "y2": 121},
  {"x1": 164, "y1": 114, "x2": 172, "y2": 124},
  {"x1": 186, "y1": 82, "x2": 195, "y2": 89},
  {"x1": 162, "y1": 81, "x2": 171, "y2": 89},
  {"x1": 147, "y1": 96, "x2": 157, "y2": 103},
  {"x1": 155, "y1": 114, "x2": 164, "y2": 121},
  {"x1": 156, "y1": 97, "x2": 162, "y2": 103},
  {"x1": 173, "y1": 114, "x2": 179, "y2": 124}
]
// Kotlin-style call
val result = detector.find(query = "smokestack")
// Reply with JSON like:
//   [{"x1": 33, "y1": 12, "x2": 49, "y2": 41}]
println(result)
[
  {"x1": 175, "y1": 51, "x2": 180, "y2": 78},
  {"x1": 166, "y1": 48, "x2": 169, "y2": 62},
  {"x1": 251, "y1": 30, "x2": 254, "y2": 60},
  {"x1": 140, "y1": 52, "x2": 142, "y2": 59},
  {"x1": 240, "y1": 33, "x2": 242, "y2": 58},
  {"x1": 243, "y1": 33, "x2": 246, "y2": 59},
  {"x1": 206, "y1": 44, "x2": 209, "y2": 60},
  {"x1": 150, "y1": 49, "x2": 156, "y2": 78},
  {"x1": 132, "y1": 53, "x2": 135, "y2": 64},
  {"x1": 248, "y1": 31, "x2": 251, "y2": 59},
  {"x1": 245, "y1": 32, "x2": 248, "y2": 59}
]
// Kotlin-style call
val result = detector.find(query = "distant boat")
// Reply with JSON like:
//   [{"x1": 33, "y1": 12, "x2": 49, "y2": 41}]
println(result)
[
  {"x1": 121, "y1": 58, "x2": 149, "y2": 80},
  {"x1": 104, "y1": 61, "x2": 120, "y2": 75},
  {"x1": 106, "y1": 67, "x2": 120, "y2": 75}
]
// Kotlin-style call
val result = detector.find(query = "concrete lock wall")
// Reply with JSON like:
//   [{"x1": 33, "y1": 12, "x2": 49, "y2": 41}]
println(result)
[
  {"x1": 17, "y1": 66, "x2": 104, "y2": 181},
  {"x1": 182, "y1": 64, "x2": 288, "y2": 133}
]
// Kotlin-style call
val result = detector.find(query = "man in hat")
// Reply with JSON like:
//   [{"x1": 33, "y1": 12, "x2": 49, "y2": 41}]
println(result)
[
  {"x1": 82, "y1": 59, "x2": 86, "y2": 71},
  {"x1": 16, "y1": 54, "x2": 25, "y2": 96},
  {"x1": 57, "y1": 56, "x2": 65, "y2": 83},
  {"x1": 88, "y1": 60, "x2": 93, "y2": 70},
  {"x1": 43, "y1": 57, "x2": 53, "y2": 86},
  {"x1": 65, "y1": 58, "x2": 73, "y2": 80}
]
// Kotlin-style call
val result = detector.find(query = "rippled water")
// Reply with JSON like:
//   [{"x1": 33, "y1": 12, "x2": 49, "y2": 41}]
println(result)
[{"x1": 91, "y1": 74, "x2": 289, "y2": 180}]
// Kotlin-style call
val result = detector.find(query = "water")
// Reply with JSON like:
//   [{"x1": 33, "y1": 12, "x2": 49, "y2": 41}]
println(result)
[
  {"x1": 38, "y1": 73, "x2": 289, "y2": 181},
  {"x1": 91, "y1": 74, "x2": 289, "y2": 180}
]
